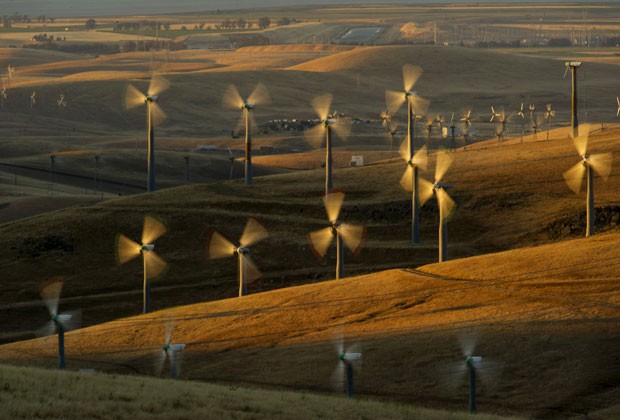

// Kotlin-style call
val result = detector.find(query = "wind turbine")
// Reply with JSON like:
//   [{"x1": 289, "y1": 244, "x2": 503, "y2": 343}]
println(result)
[
  {"x1": 37, "y1": 277, "x2": 81, "y2": 370},
  {"x1": 385, "y1": 64, "x2": 430, "y2": 244},
  {"x1": 531, "y1": 113, "x2": 544, "y2": 139},
  {"x1": 222, "y1": 83, "x2": 271, "y2": 186},
  {"x1": 544, "y1": 103, "x2": 556, "y2": 139},
  {"x1": 308, "y1": 192, "x2": 365, "y2": 280},
  {"x1": 489, "y1": 106, "x2": 501, "y2": 123},
  {"x1": 562, "y1": 124, "x2": 612, "y2": 237},
  {"x1": 616, "y1": 97, "x2": 620, "y2": 117},
  {"x1": 517, "y1": 103, "x2": 525, "y2": 119},
  {"x1": 57, "y1": 93, "x2": 67, "y2": 108},
  {"x1": 418, "y1": 151, "x2": 456, "y2": 262},
  {"x1": 226, "y1": 147, "x2": 238, "y2": 180},
  {"x1": 0, "y1": 79, "x2": 7, "y2": 107},
  {"x1": 460, "y1": 109, "x2": 473, "y2": 145},
  {"x1": 565, "y1": 61, "x2": 582, "y2": 138},
  {"x1": 30, "y1": 91, "x2": 36, "y2": 108},
  {"x1": 399, "y1": 141, "x2": 428, "y2": 243},
  {"x1": 380, "y1": 109, "x2": 397, "y2": 154},
  {"x1": 115, "y1": 215, "x2": 168, "y2": 313},
  {"x1": 305, "y1": 93, "x2": 351, "y2": 195},
  {"x1": 331, "y1": 327, "x2": 362, "y2": 398},
  {"x1": 449, "y1": 113, "x2": 457, "y2": 150},
  {"x1": 125, "y1": 74, "x2": 170, "y2": 192},
  {"x1": 424, "y1": 114, "x2": 435, "y2": 148},
  {"x1": 207, "y1": 218, "x2": 268, "y2": 297},
  {"x1": 493, "y1": 124, "x2": 504, "y2": 144},
  {"x1": 156, "y1": 320, "x2": 186, "y2": 379}
]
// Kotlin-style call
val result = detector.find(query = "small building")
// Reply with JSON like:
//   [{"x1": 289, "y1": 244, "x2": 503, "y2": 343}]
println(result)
[{"x1": 350, "y1": 156, "x2": 364, "y2": 167}]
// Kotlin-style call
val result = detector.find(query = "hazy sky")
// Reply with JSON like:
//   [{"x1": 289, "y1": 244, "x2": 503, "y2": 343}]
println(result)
[{"x1": 2, "y1": 0, "x2": 608, "y2": 18}]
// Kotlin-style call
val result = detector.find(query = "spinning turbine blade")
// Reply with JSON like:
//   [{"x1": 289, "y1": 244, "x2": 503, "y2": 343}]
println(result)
[
  {"x1": 458, "y1": 332, "x2": 479, "y2": 357},
  {"x1": 563, "y1": 162, "x2": 586, "y2": 194},
  {"x1": 435, "y1": 150, "x2": 453, "y2": 183},
  {"x1": 400, "y1": 166, "x2": 414, "y2": 191},
  {"x1": 165, "y1": 320, "x2": 173, "y2": 346},
  {"x1": 399, "y1": 138, "x2": 409, "y2": 161},
  {"x1": 222, "y1": 84, "x2": 244, "y2": 110},
  {"x1": 144, "y1": 251, "x2": 168, "y2": 280},
  {"x1": 125, "y1": 84, "x2": 145, "y2": 110},
  {"x1": 573, "y1": 125, "x2": 590, "y2": 157},
  {"x1": 150, "y1": 102, "x2": 168, "y2": 126},
  {"x1": 40, "y1": 277, "x2": 63, "y2": 317},
  {"x1": 323, "y1": 192, "x2": 345, "y2": 224},
  {"x1": 240, "y1": 218, "x2": 269, "y2": 248},
  {"x1": 332, "y1": 117, "x2": 352, "y2": 141},
  {"x1": 338, "y1": 224, "x2": 366, "y2": 255},
  {"x1": 242, "y1": 254, "x2": 262, "y2": 283},
  {"x1": 304, "y1": 124, "x2": 326, "y2": 148},
  {"x1": 248, "y1": 82, "x2": 271, "y2": 106},
  {"x1": 409, "y1": 95, "x2": 430, "y2": 117},
  {"x1": 155, "y1": 348, "x2": 167, "y2": 376},
  {"x1": 411, "y1": 145, "x2": 428, "y2": 171},
  {"x1": 308, "y1": 227, "x2": 334, "y2": 259},
  {"x1": 402, "y1": 64, "x2": 423, "y2": 92},
  {"x1": 115, "y1": 234, "x2": 141, "y2": 264},
  {"x1": 437, "y1": 189, "x2": 456, "y2": 223},
  {"x1": 589, "y1": 153, "x2": 613, "y2": 180},
  {"x1": 148, "y1": 75, "x2": 170, "y2": 97},
  {"x1": 311, "y1": 93, "x2": 333, "y2": 121},
  {"x1": 36, "y1": 320, "x2": 57, "y2": 337},
  {"x1": 207, "y1": 231, "x2": 237, "y2": 259},
  {"x1": 385, "y1": 90, "x2": 405, "y2": 115},
  {"x1": 419, "y1": 178, "x2": 435, "y2": 206},
  {"x1": 142, "y1": 215, "x2": 167, "y2": 245}
]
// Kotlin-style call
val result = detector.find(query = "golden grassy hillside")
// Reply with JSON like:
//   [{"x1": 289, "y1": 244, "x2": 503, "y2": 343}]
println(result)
[
  {"x1": 1, "y1": 228, "x2": 618, "y2": 418},
  {"x1": 0, "y1": 365, "x2": 517, "y2": 420}
]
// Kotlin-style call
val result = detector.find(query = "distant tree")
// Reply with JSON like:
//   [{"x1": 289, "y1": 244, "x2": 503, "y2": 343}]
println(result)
[
  {"x1": 237, "y1": 18, "x2": 247, "y2": 29},
  {"x1": 85, "y1": 19, "x2": 96, "y2": 30},
  {"x1": 277, "y1": 17, "x2": 291, "y2": 26},
  {"x1": 258, "y1": 16, "x2": 271, "y2": 30}
]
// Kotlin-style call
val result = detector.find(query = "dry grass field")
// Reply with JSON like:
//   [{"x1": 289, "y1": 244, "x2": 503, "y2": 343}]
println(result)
[{"x1": 1, "y1": 6, "x2": 620, "y2": 418}]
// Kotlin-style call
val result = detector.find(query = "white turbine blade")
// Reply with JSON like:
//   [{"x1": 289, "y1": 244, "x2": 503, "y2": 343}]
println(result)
[
  {"x1": 332, "y1": 118, "x2": 352, "y2": 141},
  {"x1": 155, "y1": 349, "x2": 167, "y2": 376},
  {"x1": 563, "y1": 162, "x2": 586, "y2": 194},
  {"x1": 402, "y1": 64, "x2": 423, "y2": 92},
  {"x1": 58, "y1": 309, "x2": 82, "y2": 332},
  {"x1": 437, "y1": 189, "x2": 456, "y2": 223},
  {"x1": 40, "y1": 277, "x2": 63, "y2": 317},
  {"x1": 435, "y1": 150, "x2": 453, "y2": 184},
  {"x1": 172, "y1": 349, "x2": 184, "y2": 377},
  {"x1": 150, "y1": 102, "x2": 167, "y2": 126},
  {"x1": 411, "y1": 145, "x2": 428, "y2": 171},
  {"x1": 248, "y1": 82, "x2": 271, "y2": 106},
  {"x1": 165, "y1": 319, "x2": 174, "y2": 346},
  {"x1": 145, "y1": 251, "x2": 168, "y2": 280},
  {"x1": 323, "y1": 192, "x2": 345, "y2": 224},
  {"x1": 125, "y1": 84, "x2": 145, "y2": 110},
  {"x1": 573, "y1": 124, "x2": 590, "y2": 156},
  {"x1": 148, "y1": 74, "x2": 170, "y2": 97},
  {"x1": 36, "y1": 320, "x2": 57, "y2": 337},
  {"x1": 222, "y1": 84, "x2": 244, "y2": 110},
  {"x1": 419, "y1": 177, "x2": 435, "y2": 207},
  {"x1": 458, "y1": 332, "x2": 479, "y2": 357},
  {"x1": 476, "y1": 359, "x2": 505, "y2": 391},
  {"x1": 242, "y1": 254, "x2": 262, "y2": 283},
  {"x1": 308, "y1": 227, "x2": 334, "y2": 259},
  {"x1": 207, "y1": 231, "x2": 237, "y2": 259},
  {"x1": 385, "y1": 90, "x2": 405, "y2": 115},
  {"x1": 311, "y1": 93, "x2": 333, "y2": 121},
  {"x1": 304, "y1": 124, "x2": 326, "y2": 149},
  {"x1": 240, "y1": 218, "x2": 269, "y2": 248},
  {"x1": 338, "y1": 224, "x2": 366, "y2": 255},
  {"x1": 142, "y1": 215, "x2": 167, "y2": 245},
  {"x1": 115, "y1": 234, "x2": 141, "y2": 265},
  {"x1": 409, "y1": 95, "x2": 430, "y2": 117},
  {"x1": 589, "y1": 153, "x2": 612, "y2": 180},
  {"x1": 400, "y1": 166, "x2": 413, "y2": 192}
]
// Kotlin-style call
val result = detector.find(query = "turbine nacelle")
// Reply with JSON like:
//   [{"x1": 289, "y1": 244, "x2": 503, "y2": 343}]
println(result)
[
  {"x1": 433, "y1": 182, "x2": 453, "y2": 191},
  {"x1": 52, "y1": 313, "x2": 72, "y2": 323},
  {"x1": 243, "y1": 102, "x2": 255, "y2": 110},
  {"x1": 339, "y1": 352, "x2": 362, "y2": 362},
  {"x1": 466, "y1": 356, "x2": 483, "y2": 365},
  {"x1": 145, "y1": 95, "x2": 159, "y2": 103},
  {"x1": 237, "y1": 246, "x2": 250, "y2": 255},
  {"x1": 141, "y1": 243, "x2": 155, "y2": 252},
  {"x1": 163, "y1": 343, "x2": 186, "y2": 353}
]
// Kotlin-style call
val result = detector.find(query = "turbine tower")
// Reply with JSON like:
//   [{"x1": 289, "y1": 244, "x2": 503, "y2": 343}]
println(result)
[
  {"x1": 125, "y1": 75, "x2": 170, "y2": 192},
  {"x1": 385, "y1": 64, "x2": 430, "y2": 244},
  {"x1": 305, "y1": 94, "x2": 351, "y2": 195},
  {"x1": 565, "y1": 61, "x2": 582, "y2": 138},
  {"x1": 562, "y1": 124, "x2": 612, "y2": 237},
  {"x1": 222, "y1": 83, "x2": 271, "y2": 186}
]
